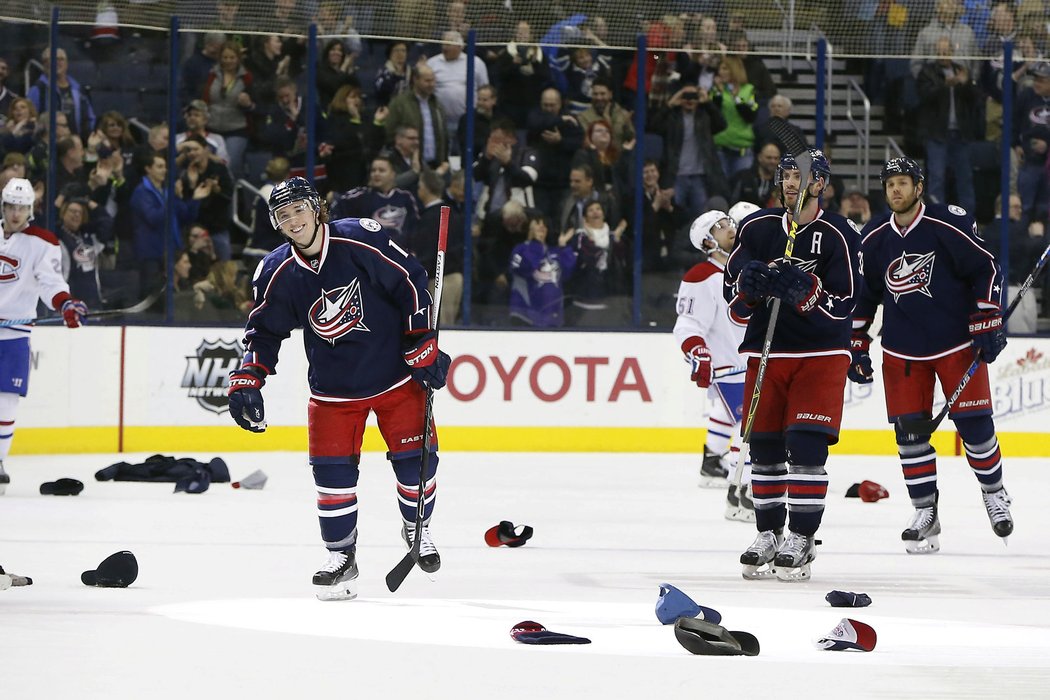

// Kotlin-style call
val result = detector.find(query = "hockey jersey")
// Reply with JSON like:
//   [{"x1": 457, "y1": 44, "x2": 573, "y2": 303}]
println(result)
[
  {"x1": 856, "y1": 202, "x2": 1002, "y2": 360},
  {"x1": 723, "y1": 208, "x2": 860, "y2": 358},
  {"x1": 241, "y1": 218, "x2": 433, "y2": 401},
  {"x1": 329, "y1": 186, "x2": 420, "y2": 248},
  {"x1": 508, "y1": 239, "x2": 577, "y2": 327},
  {"x1": 673, "y1": 257, "x2": 746, "y2": 382},
  {"x1": 0, "y1": 224, "x2": 72, "y2": 341}
]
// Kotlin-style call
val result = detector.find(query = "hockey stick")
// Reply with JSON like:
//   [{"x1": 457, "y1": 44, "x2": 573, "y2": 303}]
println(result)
[
  {"x1": 0, "y1": 288, "x2": 164, "y2": 328},
  {"x1": 897, "y1": 239, "x2": 1050, "y2": 435},
  {"x1": 386, "y1": 206, "x2": 450, "y2": 593},
  {"x1": 713, "y1": 366, "x2": 747, "y2": 379}
]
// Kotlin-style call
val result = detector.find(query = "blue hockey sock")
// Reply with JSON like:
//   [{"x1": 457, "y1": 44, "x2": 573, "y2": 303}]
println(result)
[
  {"x1": 392, "y1": 451, "x2": 439, "y2": 524},
  {"x1": 311, "y1": 457, "x2": 361, "y2": 551}
]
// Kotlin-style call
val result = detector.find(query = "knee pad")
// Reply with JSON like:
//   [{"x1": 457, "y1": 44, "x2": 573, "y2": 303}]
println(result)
[
  {"x1": 893, "y1": 426, "x2": 933, "y2": 455},
  {"x1": 749, "y1": 438, "x2": 786, "y2": 467},
  {"x1": 785, "y1": 430, "x2": 828, "y2": 467},
  {"x1": 311, "y1": 456, "x2": 360, "y2": 488},
  {"x1": 953, "y1": 415, "x2": 995, "y2": 446},
  {"x1": 392, "y1": 451, "x2": 439, "y2": 485}
]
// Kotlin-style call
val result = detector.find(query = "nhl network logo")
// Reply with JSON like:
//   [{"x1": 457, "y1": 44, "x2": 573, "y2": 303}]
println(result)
[{"x1": 182, "y1": 339, "x2": 242, "y2": 414}]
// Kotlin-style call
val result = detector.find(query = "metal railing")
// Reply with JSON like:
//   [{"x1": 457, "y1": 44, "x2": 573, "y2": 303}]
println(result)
[
  {"x1": 231, "y1": 178, "x2": 264, "y2": 237},
  {"x1": 884, "y1": 136, "x2": 905, "y2": 162},
  {"x1": 845, "y1": 78, "x2": 871, "y2": 192}
]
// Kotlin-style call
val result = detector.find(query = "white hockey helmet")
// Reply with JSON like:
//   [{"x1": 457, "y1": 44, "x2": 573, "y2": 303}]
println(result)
[
  {"x1": 728, "y1": 201, "x2": 760, "y2": 226},
  {"x1": 689, "y1": 210, "x2": 731, "y2": 251},
  {"x1": 2, "y1": 178, "x2": 35, "y2": 208}
]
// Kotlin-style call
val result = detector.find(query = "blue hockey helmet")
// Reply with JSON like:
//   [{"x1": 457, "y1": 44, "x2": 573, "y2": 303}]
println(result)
[
  {"x1": 774, "y1": 148, "x2": 832, "y2": 187},
  {"x1": 268, "y1": 176, "x2": 320, "y2": 229},
  {"x1": 880, "y1": 157, "x2": 924, "y2": 188}
]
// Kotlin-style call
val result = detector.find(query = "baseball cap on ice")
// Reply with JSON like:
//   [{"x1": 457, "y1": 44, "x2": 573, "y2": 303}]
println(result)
[
  {"x1": 81, "y1": 551, "x2": 138, "y2": 588},
  {"x1": 816, "y1": 618, "x2": 877, "y2": 651},
  {"x1": 656, "y1": 583, "x2": 722, "y2": 625}
]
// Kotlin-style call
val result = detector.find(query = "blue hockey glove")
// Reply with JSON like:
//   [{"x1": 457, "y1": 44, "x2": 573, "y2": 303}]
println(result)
[
  {"x1": 770, "y1": 264, "x2": 824, "y2": 314},
  {"x1": 403, "y1": 331, "x2": 452, "y2": 390},
  {"x1": 969, "y1": 310, "x2": 1007, "y2": 363},
  {"x1": 847, "y1": 331, "x2": 874, "y2": 384},
  {"x1": 228, "y1": 366, "x2": 267, "y2": 432},
  {"x1": 737, "y1": 260, "x2": 777, "y2": 300}
]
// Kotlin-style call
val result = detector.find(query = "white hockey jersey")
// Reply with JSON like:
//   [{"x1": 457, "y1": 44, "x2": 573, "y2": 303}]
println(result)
[
  {"x1": 672, "y1": 257, "x2": 747, "y2": 384},
  {"x1": 0, "y1": 224, "x2": 71, "y2": 341}
]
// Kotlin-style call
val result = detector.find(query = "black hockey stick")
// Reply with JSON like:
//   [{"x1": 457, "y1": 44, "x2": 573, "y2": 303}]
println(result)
[
  {"x1": 897, "y1": 239, "x2": 1050, "y2": 436},
  {"x1": 386, "y1": 206, "x2": 450, "y2": 593},
  {"x1": 0, "y1": 288, "x2": 164, "y2": 328}
]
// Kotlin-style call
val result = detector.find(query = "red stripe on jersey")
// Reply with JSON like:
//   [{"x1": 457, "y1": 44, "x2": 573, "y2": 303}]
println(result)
[
  {"x1": 22, "y1": 225, "x2": 60, "y2": 246},
  {"x1": 682, "y1": 261, "x2": 721, "y2": 284},
  {"x1": 903, "y1": 464, "x2": 937, "y2": 477}
]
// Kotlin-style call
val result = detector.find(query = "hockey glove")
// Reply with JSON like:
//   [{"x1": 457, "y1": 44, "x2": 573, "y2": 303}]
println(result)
[
  {"x1": 228, "y1": 366, "x2": 267, "y2": 432},
  {"x1": 969, "y1": 309, "x2": 1007, "y2": 363},
  {"x1": 53, "y1": 292, "x2": 88, "y2": 328},
  {"x1": 403, "y1": 330, "x2": 452, "y2": 390},
  {"x1": 737, "y1": 260, "x2": 777, "y2": 300},
  {"x1": 770, "y1": 264, "x2": 824, "y2": 314},
  {"x1": 847, "y1": 331, "x2": 874, "y2": 384},
  {"x1": 681, "y1": 336, "x2": 713, "y2": 388}
]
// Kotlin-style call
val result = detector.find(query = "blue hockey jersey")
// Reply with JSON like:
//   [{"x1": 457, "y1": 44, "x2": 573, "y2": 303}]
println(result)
[
  {"x1": 241, "y1": 218, "x2": 433, "y2": 400},
  {"x1": 723, "y1": 207, "x2": 861, "y2": 358},
  {"x1": 856, "y1": 202, "x2": 1002, "y2": 360},
  {"x1": 329, "y1": 186, "x2": 420, "y2": 248}
]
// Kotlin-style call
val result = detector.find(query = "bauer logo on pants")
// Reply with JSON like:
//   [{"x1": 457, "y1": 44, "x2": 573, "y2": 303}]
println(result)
[{"x1": 182, "y1": 338, "x2": 242, "y2": 414}]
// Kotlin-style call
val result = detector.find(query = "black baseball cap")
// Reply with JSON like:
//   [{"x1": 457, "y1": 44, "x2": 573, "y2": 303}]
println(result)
[{"x1": 81, "y1": 551, "x2": 138, "y2": 587}]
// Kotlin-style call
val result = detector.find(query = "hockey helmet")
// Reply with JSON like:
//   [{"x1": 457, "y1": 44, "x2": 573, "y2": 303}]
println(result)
[
  {"x1": 689, "y1": 210, "x2": 733, "y2": 251},
  {"x1": 774, "y1": 148, "x2": 832, "y2": 187},
  {"x1": 268, "y1": 176, "x2": 320, "y2": 229},
  {"x1": 1, "y1": 177, "x2": 35, "y2": 224},
  {"x1": 727, "y1": 201, "x2": 760, "y2": 226},
  {"x1": 880, "y1": 157, "x2": 924, "y2": 188}
]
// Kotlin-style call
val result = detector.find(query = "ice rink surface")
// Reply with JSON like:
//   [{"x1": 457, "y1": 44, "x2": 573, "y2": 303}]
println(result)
[{"x1": 1, "y1": 450, "x2": 1048, "y2": 699}]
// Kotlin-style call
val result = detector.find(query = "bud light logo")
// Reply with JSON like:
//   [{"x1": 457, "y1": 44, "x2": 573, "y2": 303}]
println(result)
[{"x1": 182, "y1": 339, "x2": 242, "y2": 414}]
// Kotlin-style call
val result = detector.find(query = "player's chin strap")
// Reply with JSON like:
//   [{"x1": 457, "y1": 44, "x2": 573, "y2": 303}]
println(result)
[{"x1": 290, "y1": 220, "x2": 322, "y2": 251}]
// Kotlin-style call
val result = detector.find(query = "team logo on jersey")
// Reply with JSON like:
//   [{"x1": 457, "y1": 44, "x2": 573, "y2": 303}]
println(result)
[
  {"x1": 948, "y1": 205, "x2": 967, "y2": 217},
  {"x1": 359, "y1": 217, "x2": 382, "y2": 232},
  {"x1": 886, "y1": 251, "x2": 936, "y2": 301},
  {"x1": 181, "y1": 339, "x2": 242, "y2": 414},
  {"x1": 777, "y1": 255, "x2": 819, "y2": 273},
  {"x1": 0, "y1": 254, "x2": 20, "y2": 281},
  {"x1": 308, "y1": 279, "x2": 370, "y2": 343},
  {"x1": 372, "y1": 204, "x2": 408, "y2": 235}
]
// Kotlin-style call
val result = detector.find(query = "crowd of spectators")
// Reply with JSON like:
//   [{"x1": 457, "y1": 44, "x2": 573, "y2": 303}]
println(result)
[{"x1": 0, "y1": 0, "x2": 1047, "y2": 328}]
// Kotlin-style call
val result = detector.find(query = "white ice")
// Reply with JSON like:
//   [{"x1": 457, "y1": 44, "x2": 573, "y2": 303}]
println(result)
[{"x1": 1, "y1": 450, "x2": 1048, "y2": 699}]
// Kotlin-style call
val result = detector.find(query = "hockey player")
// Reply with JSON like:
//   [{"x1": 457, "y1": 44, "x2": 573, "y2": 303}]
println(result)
[
  {"x1": 850, "y1": 157, "x2": 1012, "y2": 553},
  {"x1": 0, "y1": 178, "x2": 88, "y2": 494},
  {"x1": 672, "y1": 208, "x2": 754, "y2": 523},
  {"x1": 227, "y1": 177, "x2": 451, "y2": 600},
  {"x1": 723, "y1": 150, "x2": 860, "y2": 581}
]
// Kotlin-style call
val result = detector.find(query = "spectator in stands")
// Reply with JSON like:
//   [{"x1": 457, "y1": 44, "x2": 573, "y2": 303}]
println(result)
[
  {"x1": 415, "y1": 168, "x2": 465, "y2": 325},
  {"x1": 317, "y1": 39, "x2": 357, "y2": 110},
  {"x1": 131, "y1": 122, "x2": 169, "y2": 187},
  {"x1": 245, "y1": 35, "x2": 292, "y2": 108},
  {"x1": 1, "y1": 97, "x2": 36, "y2": 155},
  {"x1": 192, "y1": 257, "x2": 253, "y2": 319},
  {"x1": 444, "y1": 0, "x2": 471, "y2": 39},
  {"x1": 678, "y1": 15, "x2": 726, "y2": 93},
  {"x1": 509, "y1": 209, "x2": 577, "y2": 327},
  {"x1": 321, "y1": 84, "x2": 385, "y2": 195},
  {"x1": 203, "y1": 41, "x2": 256, "y2": 180},
  {"x1": 458, "y1": 84, "x2": 497, "y2": 163},
  {"x1": 85, "y1": 111, "x2": 136, "y2": 172},
  {"x1": 384, "y1": 125, "x2": 424, "y2": 192},
  {"x1": 731, "y1": 140, "x2": 781, "y2": 208},
  {"x1": 493, "y1": 21, "x2": 550, "y2": 128},
  {"x1": 565, "y1": 47, "x2": 609, "y2": 114},
  {"x1": 984, "y1": 193, "x2": 1046, "y2": 330},
  {"x1": 2, "y1": 153, "x2": 27, "y2": 182},
  {"x1": 566, "y1": 200, "x2": 628, "y2": 325},
  {"x1": 572, "y1": 119, "x2": 630, "y2": 199},
  {"x1": 181, "y1": 33, "x2": 225, "y2": 105},
  {"x1": 840, "y1": 188, "x2": 873, "y2": 227},
  {"x1": 476, "y1": 200, "x2": 529, "y2": 316},
  {"x1": 175, "y1": 100, "x2": 230, "y2": 165},
  {"x1": 728, "y1": 31, "x2": 776, "y2": 106},
  {"x1": 1013, "y1": 61, "x2": 1050, "y2": 225},
  {"x1": 753, "y1": 95, "x2": 806, "y2": 154},
  {"x1": 0, "y1": 57, "x2": 16, "y2": 118},
  {"x1": 634, "y1": 158, "x2": 685, "y2": 274},
  {"x1": 443, "y1": 168, "x2": 466, "y2": 214},
  {"x1": 258, "y1": 76, "x2": 320, "y2": 173},
  {"x1": 527, "y1": 88, "x2": 584, "y2": 221},
  {"x1": 176, "y1": 135, "x2": 235, "y2": 260},
  {"x1": 711, "y1": 56, "x2": 758, "y2": 177},
  {"x1": 910, "y1": 0, "x2": 979, "y2": 78},
  {"x1": 577, "y1": 77, "x2": 636, "y2": 151},
  {"x1": 375, "y1": 41, "x2": 412, "y2": 107},
  {"x1": 648, "y1": 84, "x2": 728, "y2": 220},
  {"x1": 54, "y1": 135, "x2": 88, "y2": 201},
  {"x1": 246, "y1": 156, "x2": 290, "y2": 256},
  {"x1": 27, "y1": 111, "x2": 71, "y2": 184},
  {"x1": 314, "y1": 1, "x2": 361, "y2": 56},
  {"x1": 386, "y1": 64, "x2": 448, "y2": 171},
  {"x1": 916, "y1": 36, "x2": 980, "y2": 213},
  {"x1": 429, "y1": 30, "x2": 490, "y2": 148},
  {"x1": 330, "y1": 155, "x2": 419, "y2": 247},
  {"x1": 557, "y1": 164, "x2": 625, "y2": 239},
  {"x1": 185, "y1": 224, "x2": 217, "y2": 282},
  {"x1": 475, "y1": 117, "x2": 540, "y2": 219},
  {"x1": 56, "y1": 198, "x2": 107, "y2": 307},
  {"x1": 28, "y1": 48, "x2": 96, "y2": 139},
  {"x1": 130, "y1": 154, "x2": 206, "y2": 297}
]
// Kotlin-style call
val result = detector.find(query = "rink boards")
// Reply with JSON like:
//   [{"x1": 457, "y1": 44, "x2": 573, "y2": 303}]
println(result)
[{"x1": 13, "y1": 326, "x2": 1050, "y2": 455}]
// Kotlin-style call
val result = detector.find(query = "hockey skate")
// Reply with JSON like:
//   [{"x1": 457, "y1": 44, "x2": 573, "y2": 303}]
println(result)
[
  {"x1": 724, "y1": 483, "x2": 756, "y2": 523},
  {"x1": 740, "y1": 529, "x2": 782, "y2": 580},
  {"x1": 902, "y1": 503, "x2": 941, "y2": 554},
  {"x1": 0, "y1": 461, "x2": 8, "y2": 495},
  {"x1": 313, "y1": 549, "x2": 359, "y2": 601},
  {"x1": 402, "y1": 522, "x2": 441, "y2": 574},
  {"x1": 982, "y1": 487, "x2": 1013, "y2": 541},
  {"x1": 699, "y1": 447, "x2": 729, "y2": 488},
  {"x1": 774, "y1": 531, "x2": 817, "y2": 582}
]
